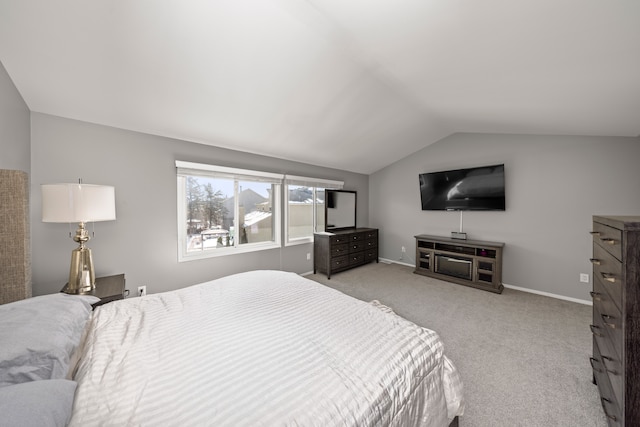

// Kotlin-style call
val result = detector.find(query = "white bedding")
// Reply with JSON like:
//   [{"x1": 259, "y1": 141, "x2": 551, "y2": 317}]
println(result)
[{"x1": 69, "y1": 270, "x2": 463, "y2": 426}]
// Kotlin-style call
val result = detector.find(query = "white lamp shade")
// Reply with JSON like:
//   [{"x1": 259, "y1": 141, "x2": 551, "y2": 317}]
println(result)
[{"x1": 42, "y1": 184, "x2": 116, "y2": 223}]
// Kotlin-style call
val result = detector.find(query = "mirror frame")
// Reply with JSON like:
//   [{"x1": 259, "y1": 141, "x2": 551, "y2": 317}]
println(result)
[{"x1": 325, "y1": 190, "x2": 357, "y2": 231}]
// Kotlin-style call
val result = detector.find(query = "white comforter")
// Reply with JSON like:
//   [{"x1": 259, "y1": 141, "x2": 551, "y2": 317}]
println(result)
[{"x1": 70, "y1": 270, "x2": 463, "y2": 426}]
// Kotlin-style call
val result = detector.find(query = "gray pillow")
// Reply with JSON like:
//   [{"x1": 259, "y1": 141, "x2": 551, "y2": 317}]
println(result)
[
  {"x1": 0, "y1": 293, "x2": 99, "y2": 387},
  {"x1": 0, "y1": 379, "x2": 77, "y2": 427}
]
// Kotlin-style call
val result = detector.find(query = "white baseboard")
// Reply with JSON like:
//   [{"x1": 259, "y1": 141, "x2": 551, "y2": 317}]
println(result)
[
  {"x1": 379, "y1": 257, "x2": 414, "y2": 267},
  {"x1": 502, "y1": 283, "x2": 592, "y2": 305},
  {"x1": 380, "y1": 258, "x2": 592, "y2": 306}
]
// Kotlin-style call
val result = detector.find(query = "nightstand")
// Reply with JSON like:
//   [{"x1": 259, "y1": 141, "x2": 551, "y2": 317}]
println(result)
[{"x1": 61, "y1": 274, "x2": 126, "y2": 308}]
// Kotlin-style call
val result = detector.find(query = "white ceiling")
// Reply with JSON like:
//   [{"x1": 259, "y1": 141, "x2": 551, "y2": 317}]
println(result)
[{"x1": 1, "y1": 0, "x2": 639, "y2": 174}]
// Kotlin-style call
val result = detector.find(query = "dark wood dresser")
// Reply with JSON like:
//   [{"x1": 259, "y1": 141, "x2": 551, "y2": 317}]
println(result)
[
  {"x1": 590, "y1": 216, "x2": 640, "y2": 426},
  {"x1": 314, "y1": 228, "x2": 378, "y2": 279}
]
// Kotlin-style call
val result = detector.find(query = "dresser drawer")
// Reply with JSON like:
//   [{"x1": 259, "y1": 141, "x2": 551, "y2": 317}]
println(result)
[
  {"x1": 329, "y1": 235, "x2": 350, "y2": 245},
  {"x1": 331, "y1": 255, "x2": 349, "y2": 270},
  {"x1": 349, "y1": 241, "x2": 363, "y2": 253},
  {"x1": 592, "y1": 339, "x2": 622, "y2": 425},
  {"x1": 349, "y1": 252, "x2": 364, "y2": 265},
  {"x1": 363, "y1": 230, "x2": 378, "y2": 240},
  {"x1": 592, "y1": 243, "x2": 623, "y2": 312},
  {"x1": 364, "y1": 249, "x2": 377, "y2": 262},
  {"x1": 365, "y1": 238, "x2": 377, "y2": 249},
  {"x1": 592, "y1": 276, "x2": 618, "y2": 322},
  {"x1": 592, "y1": 222, "x2": 623, "y2": 262},
  {"x1": 331, "y1": 244, "x2": 349, "y2": 257},
  {"x1": 593, "y1": 287, "x2": 623, "y2": 363},
  {"x1": 350, "y1": 232, "x2": 365, "y2": 242}
]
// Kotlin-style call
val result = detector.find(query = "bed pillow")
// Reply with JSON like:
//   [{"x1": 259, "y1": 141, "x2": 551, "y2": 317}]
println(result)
[
  {"x1": 0, "y1": 293, "x2": 99, "y2": 387},
  {"x1": 0, "y1": 379, "x2": 77, "y2": 427}
]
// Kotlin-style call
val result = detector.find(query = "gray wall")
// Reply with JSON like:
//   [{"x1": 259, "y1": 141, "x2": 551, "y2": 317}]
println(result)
[
  {"x1": 370, "y1": 132, "x2": 640, "y2": 302},
  {"x1": 30, "y1": 113, "x2": 369, "y2": 296},
  {"x1": 0, "y1": 61, "x2": 30, "y2": 172}
]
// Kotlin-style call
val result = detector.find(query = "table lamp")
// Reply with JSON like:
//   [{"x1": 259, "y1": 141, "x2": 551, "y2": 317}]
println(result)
[{"x1": 42, "y1": 182, "x2": 116, "y2": 294}]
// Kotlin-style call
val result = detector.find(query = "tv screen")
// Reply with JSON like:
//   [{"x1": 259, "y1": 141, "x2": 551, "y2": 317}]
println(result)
[{"x1": 419, "y1": 164, "x2": 505, "y2": 211}]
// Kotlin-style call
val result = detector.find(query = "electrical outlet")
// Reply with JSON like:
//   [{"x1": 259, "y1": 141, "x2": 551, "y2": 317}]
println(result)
[
  {"x1": 579, "y1": 273, "x2": 589, "y2": 283},
  {"x1": 306, "y1": 253, "x2": 311, "y2": 260},
  {"x1": 401, "y1": 246, "x2": 406, "y2": 253},
  {"x1": 138, "y1": 285, "x2": 147, "y2": 297}
]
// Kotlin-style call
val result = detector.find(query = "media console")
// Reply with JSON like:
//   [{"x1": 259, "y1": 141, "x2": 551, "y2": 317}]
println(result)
[{"x1": 414, "y1": 234, "x2": 504, "y2": 293}]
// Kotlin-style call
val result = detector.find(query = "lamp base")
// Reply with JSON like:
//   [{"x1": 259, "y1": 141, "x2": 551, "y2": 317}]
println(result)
[
  {"x1": 65, "y1": 246, "x2": 95, "y2": 294},
  {"x1": 61, "y1": 282, "x2": 94, "y2": 295}
]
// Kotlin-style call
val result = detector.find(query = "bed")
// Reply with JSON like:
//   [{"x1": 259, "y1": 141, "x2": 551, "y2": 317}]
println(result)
[{"x1": 1, "y1": 270, "x2": 464, "y2": 427}]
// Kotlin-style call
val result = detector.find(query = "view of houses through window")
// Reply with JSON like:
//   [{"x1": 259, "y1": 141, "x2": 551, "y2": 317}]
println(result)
[
  {"x1": 176, "y1": 161, "x2": 343, "y2": 261},
  {"x1": 185, "y1": 176, "x2": 275, "y2": 253},
  {"x1": 287, "y1": 185, "x2": 325, "y2": 242}
]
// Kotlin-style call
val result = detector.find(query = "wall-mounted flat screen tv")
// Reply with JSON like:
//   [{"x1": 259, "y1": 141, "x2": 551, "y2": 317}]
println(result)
[{"x1": 419, "y1": 164, "x2": 505, "y2": 211}]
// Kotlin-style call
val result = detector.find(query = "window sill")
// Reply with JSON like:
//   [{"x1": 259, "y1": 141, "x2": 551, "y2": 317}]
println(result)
[{"x1": 179, "y1": 242, "x2": 281, "y2": 262}]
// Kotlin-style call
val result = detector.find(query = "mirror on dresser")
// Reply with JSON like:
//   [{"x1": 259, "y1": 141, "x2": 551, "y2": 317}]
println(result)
[{"x1": 325, "y1": 190, "x2": 357, "y2": 231}]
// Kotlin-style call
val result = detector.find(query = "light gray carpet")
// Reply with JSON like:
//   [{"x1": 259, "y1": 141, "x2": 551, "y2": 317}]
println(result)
[{"x1": 307, "y1": 262, "x2": 607, "y2": 427}]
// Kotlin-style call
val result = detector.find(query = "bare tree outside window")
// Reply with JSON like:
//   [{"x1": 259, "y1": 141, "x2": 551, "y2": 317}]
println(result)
[
  {"x1": 177, "y1": 162, "x2": 338, "y2": 260},
  {"x1": 182, "y1": 175, "x2": 277, "y2": 255},
  {"x1": 185, "y1": 177, "x2": 233, "y2": 253}
]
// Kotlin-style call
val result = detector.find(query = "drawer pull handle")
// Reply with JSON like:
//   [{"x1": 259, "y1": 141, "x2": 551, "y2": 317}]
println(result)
[
  {"x1": 600, "y1": 398, "x2": 618, "y2": 421},
  {"x1": 589, "y1": 324, "x2": 603, "y2": 337},
  {"x1": 601, "y1": 273, "x2": 616, "y2": 283},
  {"x1": 589, "y1": 231, "x2": 601, "y2": 236},
  {"x1": 589, "y1": 291, "x2": 602, "y2": 301},
  {"x1": 601, "y1": 314, "x2": 616, "y2": 329},
  {"x1": 589, "y1": 258, "x2": 601, "y2": 265},
  {"x1": 601, "y1": 356, "x2": 619, "y2": 375},
  {"x1": 601, "y1": 238, "x2": 617, "y2": 245},
  {"x1": 589, "y1": 357, "x2": 602, "y2": 373}
]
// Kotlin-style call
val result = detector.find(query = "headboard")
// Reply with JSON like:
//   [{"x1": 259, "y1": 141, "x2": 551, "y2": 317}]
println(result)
[{"x1": 0, "y1": 169, "x2": 32, "y2": 304}]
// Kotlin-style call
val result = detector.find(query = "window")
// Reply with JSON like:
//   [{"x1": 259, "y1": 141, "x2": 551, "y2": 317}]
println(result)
[
  {"x1": 284, "y1": 175, "x2": 343, "y2": 245},
  {"x1": 176, "y1": 161, "x2": 283, "y2": 261}
]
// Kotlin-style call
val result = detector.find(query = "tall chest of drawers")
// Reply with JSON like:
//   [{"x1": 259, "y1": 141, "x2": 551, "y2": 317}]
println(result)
[
  {"x1": 314, "y1": 228, "x2": 378, "y2": 279},
  {"x1": 590, "y1": 216, "x2": 640, "y2": 426}
]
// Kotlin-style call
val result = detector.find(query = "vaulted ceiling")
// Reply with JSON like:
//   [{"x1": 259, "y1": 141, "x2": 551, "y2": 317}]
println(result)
[{"x1": 1, "y1": 1, "x2": 639, "y2": 174}]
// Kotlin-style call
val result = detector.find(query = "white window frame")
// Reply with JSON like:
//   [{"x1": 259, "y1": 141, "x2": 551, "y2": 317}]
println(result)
[
  {"x1": 284, "y1": 175, "x2": 343, "y2": 246},
  {"x1": 176, "y1": 161, "x2": 283, "y2": 262}
]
